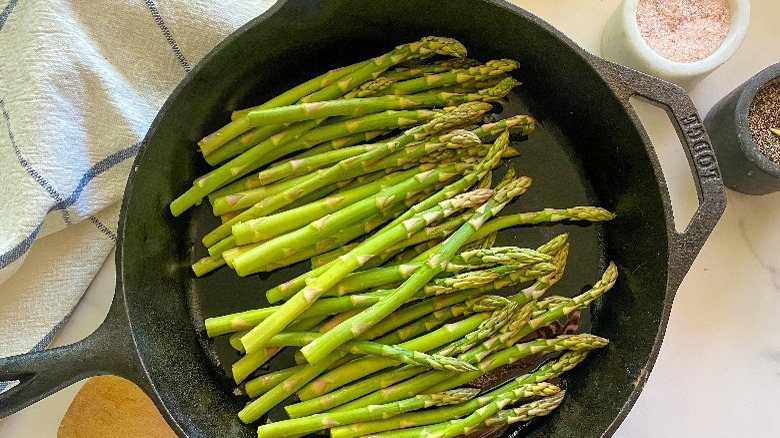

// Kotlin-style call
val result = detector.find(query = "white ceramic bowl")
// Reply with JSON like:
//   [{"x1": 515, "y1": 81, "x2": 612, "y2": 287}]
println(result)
[{"x1": 601, "y1": 0, "x2": 750, "y2": 85}]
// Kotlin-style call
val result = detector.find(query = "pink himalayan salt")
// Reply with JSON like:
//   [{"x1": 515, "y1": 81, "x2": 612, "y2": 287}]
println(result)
[{"x1": 636, "y1": 0, "x2": 730, "y2": 63}]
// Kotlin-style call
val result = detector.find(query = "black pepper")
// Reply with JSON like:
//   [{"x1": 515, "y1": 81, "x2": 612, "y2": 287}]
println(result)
[{"x1": 748, "y1": 80, "x2": 780, "y2": 165}]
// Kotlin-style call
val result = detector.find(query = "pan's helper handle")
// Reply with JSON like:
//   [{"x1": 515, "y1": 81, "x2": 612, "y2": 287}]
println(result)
[
  {"x1": 591, "y1": 57, "x2": 727, "y2": 291},
  {"x1": 0, "y1": 292, "x2": 145, "y2": 418}
]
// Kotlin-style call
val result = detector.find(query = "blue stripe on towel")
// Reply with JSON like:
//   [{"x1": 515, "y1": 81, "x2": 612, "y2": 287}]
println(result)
[
  {"x1": 0, "y1": 312, "x2": 73, "y2": 394},
  {"x1": 144, "y1": 0, "x2": 191, "y2": 73},
  {"x1": 0, "y1": 222, "x2": 41, "y2": 270},
  {"x1": 0, "y1": 140, "x2": 140, "y2": 268},
  {"x1": 53, "y1": 142, "x2": 142, "y2": 212},
  {"x1": 0, "y1": 0, "x2": 19, "y2": 31},
  {"x1": 89, "y1": 216, "x2": 117, "y2": 242},
  {"x1": 0, "y1": 97, "x2": 72, "y2": 226}
]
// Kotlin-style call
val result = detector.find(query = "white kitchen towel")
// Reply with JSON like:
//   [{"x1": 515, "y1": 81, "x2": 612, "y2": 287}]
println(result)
[{"x1": 0, "y1": 0, "x2": 275, "y2": 365}]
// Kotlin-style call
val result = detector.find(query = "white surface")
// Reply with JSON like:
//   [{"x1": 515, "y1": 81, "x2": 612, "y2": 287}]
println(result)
[
  {"x1": 2, "y1": 0, "x2": 779, "y2": 436},
  {"x1": 601, "y1": 0, "x2": 751, "y2": 85}
]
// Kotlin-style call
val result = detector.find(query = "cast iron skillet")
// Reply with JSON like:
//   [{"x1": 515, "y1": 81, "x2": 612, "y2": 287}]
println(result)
[{"x1": 0, "y1": 0, "x2": 726, "y2": 436}]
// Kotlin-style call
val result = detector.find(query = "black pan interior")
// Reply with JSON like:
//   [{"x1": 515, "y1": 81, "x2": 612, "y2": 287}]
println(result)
[{"x1": 118, "y1": 0, "x2": 669, "y2": 436}]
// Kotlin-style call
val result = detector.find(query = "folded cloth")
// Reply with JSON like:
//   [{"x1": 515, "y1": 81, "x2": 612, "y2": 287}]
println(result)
[{"x1": 0, "y1": 0, "x2": 275, "y2": 364}]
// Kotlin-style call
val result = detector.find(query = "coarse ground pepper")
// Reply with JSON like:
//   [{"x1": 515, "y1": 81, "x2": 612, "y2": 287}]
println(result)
[
  {"x1": 636, "y1": 0, "x2": 730, "y2": 63},
  {"x1": 748, "y1": 80, "x2": 780, "y2": 165}
]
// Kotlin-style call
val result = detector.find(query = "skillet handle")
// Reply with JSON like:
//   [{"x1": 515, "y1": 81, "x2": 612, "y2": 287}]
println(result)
[
  {"x1": 0, "y1": 291, "x2": 145, "y2": 418},
  {"x1": 590, "y1": 57, "x2": 727, "y2": 290}
]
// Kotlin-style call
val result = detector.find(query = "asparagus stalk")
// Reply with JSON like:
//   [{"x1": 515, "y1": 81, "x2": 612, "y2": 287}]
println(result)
[
  {"x1": 228, "y1": 60, "x2": 370, "y2": 121},
  {"x1": 230, "y1": 167, "x2": 421, "y2": 244},
  {"x1": 366, "y1": 391, "x2": 566, "y2": 438},
  {"x1": 200, "y1": 37, "x2": 466, "y2": 156},
  {"x1": 299, "y1": 176, "x2": 532, "y2": 365},
  {"x1": 213, "y1": 144, "x2": 383, "y2": 215},
  {"x1": 255, "y1": 200, "x2": 415, "y2": 272},
  {"x1": 208, "y1": 170, "x2": 314, "y2": 206},
  {"x1": 438, "y1": 75, "x2": 508, "y2": 95},
  {"x1": 205, "y1": 291, "x2": 393, "y2": 338},
  {"x1": 317, "y1": 246, "x2": 550, "y2": 299},
  {"x1": 341, "y1": 76, "x2": 396, "y2": 98},
  {"x1": 332, "y1": 333, "x2": 607, "y2": 412},
  {"x1": 238, "y1": 351, "x2": 348, "y2": 424},
  {"x1": 372, "y1": 295, "x2": 506, "y2": 347},
  {"x1": 322, "y1": 258, "x2": 617, "y2": 409},
  {"x1": 288, "y1": 310, "x2": 501, "y2": 417},
  {"x1": 418, "y1": 265, "x2": 617, "y2": 396},
  {"x1": 293, "y1": 130, "x2": 386, "y2": 159},
  {"x1": 172, "y1": 106, "x2": 445, "y2": 217},
  {"x1": 245, "y1": 77, "x2": 519, "y2": 128},
  {"x1": 299, "y1": 36, "x2": 468, "y2": 104},
  {"x1": 231, "y1": 162, "x2": 473, "y2": 276},
  {"x1": 375, "y1": 59, "x2": 519, "y2": 96},
  {"x1": 376, "y1": 129, "x2": 514, "y2": 238},
  {"x1": 229, "y1": 128, "x2": 480, "y2": 244},
  {"x1": 200, "y1": 103, "x2": 489, "y2": 247},
  {"x1": 256, "y1": 187, "x2": 435, "y2": 274},
  {"x1": 255, "y1": 389, "x2": 478, "y2": 437},
  {"x1": 292, "y1": 300, "x2": 533, "y2": 415},
  {"x1": 331, "y1": 351, "x2": 589, "y2": 438},
  {"x1": 245, "y1": 364, "x2": 306, "y2": 398},
  {"x1": 364, "y1": 292, "x2": 509, "y2": 345},
  {"x1": 263, "y1": 332, "x2": 476, "y2": 372},
  {"x1": 379, "y1": 58, "x2": 479, "y2": 81},
  {"x1": 238, "y1": 307, "x2": 490, "y2": 424},
  {"x1": 465, "y1": 206, "x2": 616, "y2": 244},
  {"x1": 439, "y1": 382, "x2": 562, "y2": 437},
  {"x1": 240, "y1": 188, "x2": 494, "y2": 355},
  {"x1": 263, "y1": 120, "x2": 504, "y2": 304},
  {"x1": 479, "y1": 391, "x2": 567, "y2": 430}
]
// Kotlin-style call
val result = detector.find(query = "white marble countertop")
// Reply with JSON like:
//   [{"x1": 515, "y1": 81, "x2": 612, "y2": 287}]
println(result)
[{"x1": 2, "y1": 0, "x2": 779, "y2": 436}]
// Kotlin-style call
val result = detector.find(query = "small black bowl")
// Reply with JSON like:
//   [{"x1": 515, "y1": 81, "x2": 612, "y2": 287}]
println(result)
[{"x1": 705, "y1": 62, "x2": 780, "y2": 195}]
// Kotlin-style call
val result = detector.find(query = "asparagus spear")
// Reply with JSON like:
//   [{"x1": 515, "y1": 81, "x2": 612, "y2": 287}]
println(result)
[
  {"x1": 229, "y1": 167, "x2": 421, "y2": 244},
  {"x1": 199, "y1": 37, "x2": 466, "y2": 155},
  {"x1": 299, "y1": 36, "x2": 468, "y2": 104},
  {"x1": 219, "y1": 78, "x2": 393, "y2": 166},
  {"x1": 199, "y1": 59, "x2": 371, "y2": 158},
  {"x1": 239, "y1": 188, "x2": 493, "y2": 355},
  {"x1": 263, "y1": 332, "x2": 476, "y2": 372},
  {"x1": 200, "y1": 103, "x2": 490, "y2": 246},
  {"x1": 172, "y1": 106, "x2": 445, "y2": 217},
  {"x1": 311, "y1": 246, "x2": 550, "y2": 299},
  {"x1": 298, "y1": 176, "x2": 532, "y2": 365},
  {"x1": 379, "y1": 58, "x2": 480, "y2": 81},
  {"x1": 205, "y1": 291, "x2": 394, "y2": 337},
  {"x1": 365, "y1": 391, "x2": 566, "y2": 438},
  {"x1": 229, "y1": 60, "x2": 370, "y2": 120},
  {"x1": 231, "y1": 162, "x2": 474, "y2": 276},
  {"x1": 229, "y1": 128, "x2": 480, "y2": 245},
  {"x1": 341, "y1": 76, "x2": 396, "y2": 98},
  {"x1": 439, "y1": 382, "x2": 562, "y2": 437},
  {"x1": 287, "y1": 309, "x2": 505, "y2": 417},
  {"x1": 331, "y1": 351, "x2": 589, "y2": 438},
  {"x1": 262, "y1": 122, "x2": 505, "y2": 304},
  {"x1": 238, "y1": 310, "x2": 490, "y2": 424},
  {"x1": 291, "y1": 299, "x2": 533, "y2": 416},
  {"x1": 465, "y1": 206, "x2": 616, "y2": 244},
  {"x1": 375, "y1": 59, "x2": 519, "y2": 96},
  {"x1": 245, "y1": 364, "x2": 307, "y2": 398},
  {"x1": 288, "y1": 306, "x2": 500, "y2": 406},
  {"x1": 255, "y1": 389, "x2": 478, "y2": 437},
  {"x1": 332, "y1": 333, "x2": 607, "y2": 412},
  {"x1": 245, "y1": 77, "x2": 520, "y2": 134},
  {"x1": 324, "y1": 261, "x2": 609, "y2": 410}
]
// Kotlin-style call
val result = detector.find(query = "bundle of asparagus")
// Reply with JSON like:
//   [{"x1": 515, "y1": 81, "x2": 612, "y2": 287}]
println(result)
[{"x1": 171, "y1": 36, "x2": 620, "y2": 437}]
